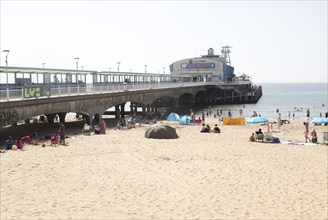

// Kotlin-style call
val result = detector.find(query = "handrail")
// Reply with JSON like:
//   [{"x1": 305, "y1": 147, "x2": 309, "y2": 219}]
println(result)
[{"x1": 0, "y1": 80, "x2": 253, "y2": 102}]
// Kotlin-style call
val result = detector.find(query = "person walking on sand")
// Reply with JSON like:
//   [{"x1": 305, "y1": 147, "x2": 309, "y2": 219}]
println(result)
[
  {"x1": 303, "y1": 122, "x2": 311, "y2": 143},
  {"x1": 277, "y1": 113, "x2": 282, "y2": 130}
]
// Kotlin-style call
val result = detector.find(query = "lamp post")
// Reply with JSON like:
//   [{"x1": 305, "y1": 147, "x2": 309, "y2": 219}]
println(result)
[
  {"x1": 109, "y1": 67, "x2": 111, "y2": 72},
  {"x1": 3, "y1": 50, "x2": 10, "y2": 88},
  {"x1": 163, "y1": 67, "x2": 165, "y2": 74},
  {"x1": 117, "y1": 62, "x2": 120, "y2": 72},
  {"x1": 75, "y1": 57, "x2": 79, "y2": 84},
  {"x1": 81, "y1": 66, "x2": 84, "y2": 70},
  {"x1": 144, "y1": 65, "x2": 147, "y2": 73},
  {"x1": 42, "y1": 63, "x2": 46, "y2": 68}
]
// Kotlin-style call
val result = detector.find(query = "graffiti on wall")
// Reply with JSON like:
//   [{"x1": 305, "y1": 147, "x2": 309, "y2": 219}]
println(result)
[
  {"x1": 23, "y1": 86, "x2": 51, "y2": 98},
  {"x1": 0, "y1": 110, "x2": 19, "y2": 127}
]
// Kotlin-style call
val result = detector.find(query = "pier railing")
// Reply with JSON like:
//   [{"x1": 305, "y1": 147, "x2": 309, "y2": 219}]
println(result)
[{"x1": 0, "y1": 80, "x2": 253, "y2": 102}]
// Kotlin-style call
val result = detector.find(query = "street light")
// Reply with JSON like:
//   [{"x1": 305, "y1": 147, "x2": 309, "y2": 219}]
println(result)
[
  {"x1": 81, "y1": 66, "x2": 84, "y2": 70},
  {"x1": 144, "y1": 65, "x2": 147, "y2": 73},
  {"x1": 42, "y1": 63, "x2": 46, "y2": 68},
  {"x1": 117, "y1": 62, "x2": 120, "y2": 72},
  {"x1": 163, "y1": 67, "x2": 166, "y2": 74},
  {"x1": 2, "y1": 50, "x2": 10, "y2": 88},
  {"x1": 108, "y1": 67, "x2": 111, "y2": 72},
  {"x1": 75, "y1": 57, "x2": 79, "y2": 84}
]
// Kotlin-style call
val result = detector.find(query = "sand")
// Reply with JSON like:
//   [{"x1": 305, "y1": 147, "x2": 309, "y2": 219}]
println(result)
[{"x1": 0, "y1": 116, "x2": 327, "y2": 220}]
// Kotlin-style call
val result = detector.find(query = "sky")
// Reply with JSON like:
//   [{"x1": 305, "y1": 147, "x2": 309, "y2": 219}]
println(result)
[{"x1": 0, "y1": 0, "x2": 327, "y2": 83}]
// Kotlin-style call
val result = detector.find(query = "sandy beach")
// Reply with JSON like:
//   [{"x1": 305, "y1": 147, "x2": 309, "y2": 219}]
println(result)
[{"x1": 1, "y1": 116, "x2": 327, "y2": 220}]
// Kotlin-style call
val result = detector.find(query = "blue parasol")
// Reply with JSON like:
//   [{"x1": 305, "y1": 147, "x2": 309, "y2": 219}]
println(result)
[
  {"x1": 311, "y1": 118, "x2": 328, "y2": 124},
  {"x1": 246, "y1": 116, "x2": 269, "y2": 124}
]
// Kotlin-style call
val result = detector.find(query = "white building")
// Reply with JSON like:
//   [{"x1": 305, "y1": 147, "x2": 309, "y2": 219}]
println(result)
[{"x1": 169, "y1": 47, "x2": 235, "y2": 82}]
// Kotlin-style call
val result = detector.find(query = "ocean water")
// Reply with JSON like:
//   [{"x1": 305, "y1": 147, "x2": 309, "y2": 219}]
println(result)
[{"x1": 194, "y1": 83, "x2": 328, "y2": 120}]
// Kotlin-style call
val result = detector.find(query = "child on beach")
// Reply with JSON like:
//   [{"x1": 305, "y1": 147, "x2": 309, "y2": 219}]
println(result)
[
  {"x1": 249, "y1": 133, "x2": 256, "y2": 142},
  {"x1": 50, "y1": 133, "x2": 59, "y2": 146},
  {"x1": 310, "y1": 129, "x2": 317, "y2": 143}
]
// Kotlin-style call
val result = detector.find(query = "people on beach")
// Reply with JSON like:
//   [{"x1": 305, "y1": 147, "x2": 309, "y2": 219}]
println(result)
[
  {"x1": 256, "y1": 128, "x2": 263, "y2": 135},
  {"x1": 277, "y1": 113, "x2": 282, "y2": 130},
  {"x1": 94, "y1": 125, "x2": 101, "y2": 134},
  {"x1": 310, "y1": 129, "x2": 317, "y2": 143},
  {"x1": 212, "y1": 124, "x2": 221, "y2": 133},
  {"x1": 306, "y1": 108, "x2": 310, "y2": 118},
  {"x1": 255, "y1": 129, "x2": 264, "y2": 141},
  {"x1": 266, "y1": 122, "x2": 273, "y2": 132},
  {"x1": 249, "y1": 133, "x2": 256, "y2": 142},
  {"x1": 303, "y1": 122, "x2": 311, "y2": 143},
  {"x1": 58, "y1": 123, "x2": 66, "y2": 145},
  {"x1": 50, "y1": 133, "x2": 59, "y2": 146},
  {"x1": 200, "y1": 123, "x2": 210, "y2": 133},
  {"x1": 201, "y1": 112, "x2": 205, "y2": 123},
  {"x1": 82, "y1": 123, "x2": 91, "y2": 134},
  {"x1": 15, "y1": 137, "x2": 23, "y2": 150},
  {"x1": 251, "y1": 111, "x2": 258, "y2": 117},
  {"x1": 5, "y1": 136, "x2": 14, "y2": 150},
  {"x1": 32, "y1": 132, "x2": 38, "y2": 145},
  {"x1": 20, "y1": 135, "x2": 31, "y2": 144},
  {"x1": 100, "y1": 119, "x2": 106, "y2": 134}
]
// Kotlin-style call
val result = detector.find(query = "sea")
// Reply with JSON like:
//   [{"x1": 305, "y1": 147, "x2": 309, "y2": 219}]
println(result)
[{"x1": 191, "y1": 83, "x2": 328, "y2": 120}]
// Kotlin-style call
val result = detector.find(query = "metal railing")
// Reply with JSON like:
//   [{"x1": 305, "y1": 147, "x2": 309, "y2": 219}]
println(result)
[{"x1": 0, "y1": 80, "x2": 253, "y2": 102}]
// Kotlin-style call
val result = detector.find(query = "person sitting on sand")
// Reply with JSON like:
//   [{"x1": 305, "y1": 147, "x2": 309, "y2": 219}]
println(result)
[
  {"x1": 94, "y1": 125, "x2": 101, "y2": 134},
  {"x1": 212, "y1": 124, "x2": 221, "y2": 133},
  {"x1": 255, "y1": 129, "x2": 264, "y2": 141},
  {"x1": 200, "y1": 124, "x2": 211, "y2": 133},
  {"x1": 310, "y1": 129, "x2": 317, "y2": 143},
  {"x1": 99, "y1": 119, "x2": 106, "y2": 134},
  {"x1": 249, "y1": 133, "x2": 256, "y2": 142},
  {"x1": 15, "y1": 137, "x2": 23, "y2": 150},
  {"x1": 20, "y1": 135, "x2": 31, "y2": 145},
  {"x1": 255, "y1": 128, "x2": 263, "y2": 135},
  {"x1": 5, "y1": 136, "x2": 14, "y2": 150},
  {"x1": 50, "y1": 133, "x2": 59, "y2": 146},
  {"x1": 31, "y1": 132, "x2": 38, "y2": 145},
  {"x1": 116, "y1": 121, "x2": 123, "y2": 130}
]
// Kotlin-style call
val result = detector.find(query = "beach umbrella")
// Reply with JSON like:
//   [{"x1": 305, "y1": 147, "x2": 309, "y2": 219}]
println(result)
[
  {"x1": 167, "y1": 112, "x2": 180, "y2": 121},
  {"x1": 246, "y1": 116, "x2": 269, "y2": 124},
  {"x1": 179, "y1": 115, "x2": 192, "y2": 125},
  {"x1": 311, "y1": 118, "x2": 328, "y2": 124},
  {"x1": 145, "y1": 124, "x2": 179, "y2": 139}
]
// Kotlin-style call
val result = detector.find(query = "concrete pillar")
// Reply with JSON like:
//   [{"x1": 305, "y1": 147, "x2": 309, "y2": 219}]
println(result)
[
  {"x1": 58, "y1": 113, "x2": 67, "y2": 123},
  {"x1": 120, "y1": 103, "x2": 126, "y2": 119},
  {"x1": 45, "y1": 113, "x2": 56, "y2": 125},
  {"x1": 142, "y1": 104, "x2": 148, "y2": 119},
  {"x1": 115, "y1": 105, "x2": 120, "y2": 119},
  {"x1": 130, "y1": 102, "x2": 134, "y2": 116}
]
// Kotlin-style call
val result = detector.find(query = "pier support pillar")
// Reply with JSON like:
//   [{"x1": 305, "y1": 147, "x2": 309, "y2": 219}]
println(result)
[
  {"x1": 58, "y1": 113, "x2": 67, "y2": 124},
  {"x1": 115, "y1": 105, "x2": 120, "y2": 119},
  {"x1": 45, "y1": 113, "x2": 56, "y2": 125},
  {"x1": 120, "y1": 103, "x2": 126, "y2": 119}
]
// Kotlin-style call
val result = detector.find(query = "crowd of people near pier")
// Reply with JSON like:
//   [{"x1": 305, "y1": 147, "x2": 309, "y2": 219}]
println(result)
[{"x1": 1, "y1": 104, "x2": 328, "y2": 152}]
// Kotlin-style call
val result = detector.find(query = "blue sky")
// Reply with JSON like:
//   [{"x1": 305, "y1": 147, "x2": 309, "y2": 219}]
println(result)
[{"x1": 0, "y1": 0, "x2": 327, "y2": 83}]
